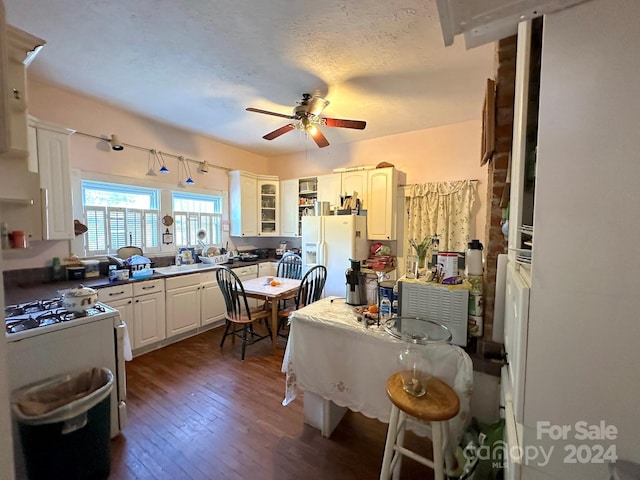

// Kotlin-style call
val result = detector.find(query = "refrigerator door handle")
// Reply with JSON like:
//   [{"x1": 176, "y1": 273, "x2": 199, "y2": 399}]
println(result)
[{"x1": 318, "y1": 241, "x2": 327, "y2": 266}]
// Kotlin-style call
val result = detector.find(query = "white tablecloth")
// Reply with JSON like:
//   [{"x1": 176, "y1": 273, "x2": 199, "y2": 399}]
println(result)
[{"x1": 282, "y1": 296, "x2": 473, "y2": 444}]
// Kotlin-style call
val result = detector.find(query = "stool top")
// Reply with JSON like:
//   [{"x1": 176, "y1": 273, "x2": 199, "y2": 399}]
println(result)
[{"x1": 386, "y1": 372, "x2": 460, "y2": 422}]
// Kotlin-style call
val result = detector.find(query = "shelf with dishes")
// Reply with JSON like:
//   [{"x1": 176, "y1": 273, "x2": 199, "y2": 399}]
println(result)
[{"x1": 511, "y1": 224, "x2": 534, "y2": 277}]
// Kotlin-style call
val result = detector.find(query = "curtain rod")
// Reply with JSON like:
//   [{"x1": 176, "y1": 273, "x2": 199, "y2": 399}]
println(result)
[
  {"x1": 399, "y1": 179, "x2": 479, "y2": 187},
  {"x1": 75, "y1": 131, "x2": 231, "y2": 172}
]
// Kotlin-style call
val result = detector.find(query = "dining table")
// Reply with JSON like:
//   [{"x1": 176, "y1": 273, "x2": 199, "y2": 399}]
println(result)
[
  {"x1": 241, "y1": 275, "x2": 301, "y2": 353},
  {"x1": 281, "y1": 296, "x2": 474, "y2": 463}
]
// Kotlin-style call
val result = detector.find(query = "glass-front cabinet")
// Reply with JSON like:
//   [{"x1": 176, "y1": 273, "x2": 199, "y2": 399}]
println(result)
[{"x1": 258, "y1": 178, "x2": 279, "y2": 236}]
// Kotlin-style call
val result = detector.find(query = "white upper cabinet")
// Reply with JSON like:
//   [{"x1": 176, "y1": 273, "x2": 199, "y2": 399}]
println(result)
[
  {"x1": 280, "y1": 178, "x2": 299, "y2": 237},
  {"x1": 229, "y1": 170, "x2": 258, "y2": 236},
  {"x1": 1, "y1": 25, "x2": 44, "y2": 159},
  {"x1": 367, "y1": 167, "x2": 405, "y2": 240},
  {"x1": 257, "y1": 177, "x2": 279, "y2": 236},
  {"x1": 341, "y1": 170, "x2": 369, "y2": 210},
  {"x1": 316, "y1": 174, "x2": 341, "y2": 210},
  {"x1": 31, "y1": 119, "x2": 75, "y2": 240},
  {"x1": 229, "y1": 170, "x2": 280, "y2": 237}
]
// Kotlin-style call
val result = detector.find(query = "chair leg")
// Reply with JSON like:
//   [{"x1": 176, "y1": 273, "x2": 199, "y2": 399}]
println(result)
[
  {"x1": 241, "y1": 324, "x2": 248, "y2": 361},
  {"x1": 432, "y1": 422, "x2": 445, "y2": 480},
  {"x1": 220, "y1": 321, "x2": 231, "y2": 348},
  {"x1": 392, "y1": 412, "x2": 406, "y2": 480},
  {"x1": 380, "y1": 404, "x2": 400, "y2": 480}
]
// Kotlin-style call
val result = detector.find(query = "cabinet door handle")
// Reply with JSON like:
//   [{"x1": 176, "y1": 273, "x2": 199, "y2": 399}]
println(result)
[
  {"x1": 128, "y1": 300, "x2": 132, "y2": 304},
  {"x1": 109, "y1": 291, "x2": 126, "y2": 296},
  {"x1": 12, "y1": 88, "x2": 20, "y2": 100},
  {"x1": 142, "y1": 285, "x2": 156, "y2": 290},
  {"x1": 135, "y1": 299, "x2": 139, "y2": 303}
]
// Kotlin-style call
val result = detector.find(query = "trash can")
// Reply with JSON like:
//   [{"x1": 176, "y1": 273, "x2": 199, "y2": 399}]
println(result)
[{"x1": 12, "y1": 367, "x2": 114, "y2": 480}]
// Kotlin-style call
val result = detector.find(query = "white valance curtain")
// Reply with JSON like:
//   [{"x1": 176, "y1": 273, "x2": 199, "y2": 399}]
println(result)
[{"x1": 405, "y1": 180, "x2": 477, "y2": 253}]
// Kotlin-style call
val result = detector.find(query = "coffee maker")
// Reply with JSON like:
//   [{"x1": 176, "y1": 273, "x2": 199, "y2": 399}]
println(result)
[{"x1": 345, "y1": 259, "x2": 367, "y2": 306}]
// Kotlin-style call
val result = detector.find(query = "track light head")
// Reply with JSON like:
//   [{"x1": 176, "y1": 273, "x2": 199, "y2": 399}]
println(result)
[{"x1": 110, "y1": 134, "x2": 124, "y2": 151}]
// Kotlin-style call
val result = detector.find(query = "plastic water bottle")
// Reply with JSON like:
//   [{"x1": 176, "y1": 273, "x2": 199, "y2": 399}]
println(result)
[{"x1": 380, "y1": 296, "x2": 392, "y2": 322}]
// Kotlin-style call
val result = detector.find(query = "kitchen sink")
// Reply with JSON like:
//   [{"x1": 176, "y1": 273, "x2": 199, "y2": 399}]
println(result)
[{"x1": 154, "y1": 264, "x2": 219, "y2": 276}]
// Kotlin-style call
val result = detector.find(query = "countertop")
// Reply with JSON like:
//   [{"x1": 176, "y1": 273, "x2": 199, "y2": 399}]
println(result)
[{"x1": 4, "y1": 258, "x2": 279, "y2": 305}]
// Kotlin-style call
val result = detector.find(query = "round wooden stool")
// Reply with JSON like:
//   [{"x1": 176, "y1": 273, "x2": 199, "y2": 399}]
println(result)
[{"x1": 380, "y1": 372, "x2": 460, "y2": 480}]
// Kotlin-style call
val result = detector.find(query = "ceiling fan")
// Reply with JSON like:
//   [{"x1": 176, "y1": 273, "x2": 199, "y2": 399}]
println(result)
[{"x1": 246, "y1": 93, "x2": 367, "y2": 148}]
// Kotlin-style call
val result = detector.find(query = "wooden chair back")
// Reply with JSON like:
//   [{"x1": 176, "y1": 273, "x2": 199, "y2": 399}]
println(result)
[
  {"x1": 277, "y1": 252, "x2": 303, "y2": 279},
  {"x1": 295, "y1": 265, "x2": 327, "y2": 309},
  {"x1": 215, "y1": 266, "x2": 253, "y2": 322}
]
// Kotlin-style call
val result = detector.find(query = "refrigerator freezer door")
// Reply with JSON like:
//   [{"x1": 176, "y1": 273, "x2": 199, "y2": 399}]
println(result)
[
  {"x1": 302, "y1": 216, "x2": 323, "y2": 270},
  {"x1": 322, "y1": 216, "x2": 360, "y2": 297},
  {"x1": 302, "y1": 216, "x2": 321, "y2": 243}
]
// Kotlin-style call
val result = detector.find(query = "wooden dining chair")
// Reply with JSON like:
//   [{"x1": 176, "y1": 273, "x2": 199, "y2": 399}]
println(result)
[
  {"x1": 215, "y1": 266, "x2": 271, "y2": 360},
  {"x1": 277, "y1": 265, "x2": 327, "y2": 337},
  {"x1": 276, "y1": 252, "x2": 303, "y2": 279}
]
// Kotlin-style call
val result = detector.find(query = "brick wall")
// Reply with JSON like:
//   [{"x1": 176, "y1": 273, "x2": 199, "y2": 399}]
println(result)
[{"x1": 482, "y1": 35, "x2": 516, "y2": 340}]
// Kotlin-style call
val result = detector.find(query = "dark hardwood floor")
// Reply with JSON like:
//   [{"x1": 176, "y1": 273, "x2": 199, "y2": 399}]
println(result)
[{"x1": 110, "y1": 326, "x2": 434, "y2": 479}]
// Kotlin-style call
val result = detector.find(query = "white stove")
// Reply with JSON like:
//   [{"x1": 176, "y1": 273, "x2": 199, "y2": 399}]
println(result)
[
  {"x1": 5, "y1": 296, "x2": 127, "y2": 474},
  {"x1": 5, "y1": 298, "x2": 114, "y2": 341}
]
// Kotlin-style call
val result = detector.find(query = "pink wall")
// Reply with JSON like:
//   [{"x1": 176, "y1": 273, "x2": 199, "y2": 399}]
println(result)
[
  {"x1": 268, "y1": 120, "x2": 488, "y2": 241},
  {"x1": 28, "y1": 77, "x2": 269, "y2": 189},
  {"x1": 8, "y1": 79, "x2": 487, "y2": 272}
]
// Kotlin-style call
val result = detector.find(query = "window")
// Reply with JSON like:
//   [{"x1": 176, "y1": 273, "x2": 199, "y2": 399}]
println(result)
[
  {"x1": 173, "y1": 192, "x2": 222, "y2": 247},
  {"x1": 82, "y1": 181, "x2": 160, "y2": 255}
]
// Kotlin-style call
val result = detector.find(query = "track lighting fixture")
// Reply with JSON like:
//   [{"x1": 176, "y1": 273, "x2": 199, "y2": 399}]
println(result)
[
  {"x1": 180, "y1": 156, "x2": 195, "y2": 185},
  {"x1": 109, "y1": 134, "x2": 124, "y2": 151},
  {"x1": 157, "y1": 152, "x2": 170, "y2": 174},
  {"x1": 146, "y1": 149, "x2": 170, "y2": 175}
]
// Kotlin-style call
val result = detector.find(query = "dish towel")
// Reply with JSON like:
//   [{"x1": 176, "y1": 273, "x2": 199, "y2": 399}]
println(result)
[{"x1": 122, "y1": 322, "x2": 133, "y2": 361}]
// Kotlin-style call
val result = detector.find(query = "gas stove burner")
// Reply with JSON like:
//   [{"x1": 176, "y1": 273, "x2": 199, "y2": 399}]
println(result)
[
  {"x1": 5, "y1": 298, "x2": 63, "y2": 318},
  {"x1": 36, "y1": 309, "x2": 77, "y2": 325},
  {"x1": 5, "y1": 300, "x2": 110, "y2": 335}
]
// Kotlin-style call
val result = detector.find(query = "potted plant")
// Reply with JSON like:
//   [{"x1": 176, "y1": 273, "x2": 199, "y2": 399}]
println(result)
[{"x1": 408, "y1": 236, "x2": 432, "y2": 277}]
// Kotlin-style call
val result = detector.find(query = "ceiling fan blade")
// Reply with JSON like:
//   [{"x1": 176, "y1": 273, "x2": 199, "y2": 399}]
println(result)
[
  {"x1": 309, "y1": 127, "x2": 330, "y2": 148},
  {"x1": 308, "y1": 96, "x2": 330, "y2": 116},
  {"x1": 246, "y1": 107, "x2": 295, "y2": 120},
  {"x1": 321, "y1": 117, "x2": 367, "y2": 130},
  {"x1": 263, "y1": 124, "x2": 295, "y2": 140}
]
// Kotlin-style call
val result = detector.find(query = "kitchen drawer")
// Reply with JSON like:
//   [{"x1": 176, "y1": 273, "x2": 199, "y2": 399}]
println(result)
[
  {"x1": 165, "y1": 273, "x2": 201, "y2": 290},
  {"x1": 97, "y1": 284, "x2": 133, "y2": 302},
  {"x1": 199, "y1": 271, "x2": 218, "y2": 283},
  {"x1": 232, "y1": 264, "x2": 257, "y2": 277},
  {"x1": 133, "y1": 278, "x2": 165, "y2": 296}
]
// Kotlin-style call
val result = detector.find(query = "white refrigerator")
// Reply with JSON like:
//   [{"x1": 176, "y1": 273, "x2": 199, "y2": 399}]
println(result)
[{"x1": 302, "y1": 215, "x2": 369, "y2": 297}]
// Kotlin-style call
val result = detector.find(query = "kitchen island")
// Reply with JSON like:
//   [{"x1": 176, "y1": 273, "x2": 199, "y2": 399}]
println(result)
[{"x1": 282, "y1": 296, "x2": 473, "y2": 451}]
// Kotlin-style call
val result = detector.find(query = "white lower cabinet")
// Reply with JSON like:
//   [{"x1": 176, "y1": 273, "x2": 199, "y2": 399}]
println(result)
[
  {"x1": 200, "y1": 271, "x2": 226, "y2": 327},
  {"x1": 98, "y1": 279, "x2": 166, "y2": 352},
  {"x1": 132, "y1": 280, "x2": 166, "y2": 349},
  {"x1": 166, "y1": 274, "x2": 201, "y2": 336},
  {"x1": 258, "y1": 262, "x2": 277, "y2": 277},
  {"x1": 98, "y1": 284, "x2": 134, "y2": 346},
  {"x1": 234, "y1": 264, "x2": 258, "y2": 308}
]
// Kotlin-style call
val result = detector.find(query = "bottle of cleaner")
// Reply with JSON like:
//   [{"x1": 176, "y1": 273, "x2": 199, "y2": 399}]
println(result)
[{"x1": 380, "y1": 296, "x2": 392, "y2": 322}]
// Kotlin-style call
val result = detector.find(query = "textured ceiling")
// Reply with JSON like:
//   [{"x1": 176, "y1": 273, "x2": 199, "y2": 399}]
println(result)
[{"x1": 5, "y1": 0, "x2": 494, "y2": 157}]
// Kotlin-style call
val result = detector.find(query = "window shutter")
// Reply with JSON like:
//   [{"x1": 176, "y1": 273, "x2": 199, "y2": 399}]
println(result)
[
  {"x1": 144, "y1": 210, "x2": 159, "y2": 252},
  {"x1": 85, "y1": 206, "x2": 108, "y2": 254},
  {"x1": 126, "y1": 210, "x2": 143, "y2": 247},
  {"x1": 174, "y1": 212, "x2": 188, "y2": 246},
  {"x1": 108, "y1": 208, "x2": 127, "y2": 251}
]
